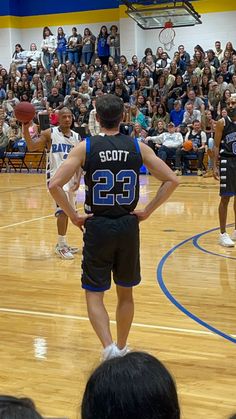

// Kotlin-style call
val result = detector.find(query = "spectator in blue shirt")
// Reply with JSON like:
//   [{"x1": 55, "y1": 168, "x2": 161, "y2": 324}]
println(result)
[
  {"x1": 170, "y1": 100, "x2": 184, "y2": 127},
  {"x1": 56, "y1": 27, "x2": 67, "y2": 64},
  {"x1": 96, "y1": 26, "x2": 110, "y2": 65},
  {"x1": 0, "y1": 84, "x2": 6, "y2": 103}
]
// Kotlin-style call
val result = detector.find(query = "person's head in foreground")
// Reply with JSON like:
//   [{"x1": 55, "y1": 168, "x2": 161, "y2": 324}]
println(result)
[
  {"x1": 0, "y1": 396, "x2": 43, "y2": 419},
  {"x1": 81, "y1": 351, "x2": 180, "y2": 419}
]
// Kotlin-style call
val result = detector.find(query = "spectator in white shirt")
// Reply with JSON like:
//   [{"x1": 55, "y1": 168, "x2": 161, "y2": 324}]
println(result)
[
  {"x1": 183, "y1": 102, "x2": 201, "y2": 127},
  {"x1": 146, "y1": 122, "x2": 183, "y2": 165},
  {"x1": 88, "y1": 99, "x2": 100, "y2": 135},
  {"x1": 41, "y1": 26, "x2": 56, "y2": 71},
  {"x1": 175, "y1": 119, "x2": 206, "y2": 176},
  {"x1": 26, "y1": 43, "x2": 42, "y2": 69}
]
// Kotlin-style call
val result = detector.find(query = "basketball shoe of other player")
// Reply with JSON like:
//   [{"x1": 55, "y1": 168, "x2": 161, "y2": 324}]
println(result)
[
  {"x1": 219, "y1": 233, "x2": 235, "y2": 247},
  {"x1": 67, "y1": 246, "x2": 80, "y2": 254},
  {"x1": 55, "y1": 244, "x2": 74, "y2": 259},
  {"x1": 231, "y1": 230, "x2": 236, "y2": 241}
]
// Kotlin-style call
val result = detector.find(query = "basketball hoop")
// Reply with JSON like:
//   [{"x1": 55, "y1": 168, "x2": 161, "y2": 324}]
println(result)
[{"x1": 158, "y1": 21, "x2": 176, "y2": 51}]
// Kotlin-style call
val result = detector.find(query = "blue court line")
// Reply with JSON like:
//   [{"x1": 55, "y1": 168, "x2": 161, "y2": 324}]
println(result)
[
  {"x1": 157, "y1": 228, "x2": 236, "y2": 344},
  {"x1": 192, "y1": 223, "x2": 236, "y2": 260}
]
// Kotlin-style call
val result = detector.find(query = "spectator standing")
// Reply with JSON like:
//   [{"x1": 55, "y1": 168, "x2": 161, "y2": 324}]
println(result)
[
  {"x1": 56, "y1": 27, "x2": 67, "y2": 64},
  {"x1": 41, "y1": 26, "x2": 56, "y2": 70},
  {"x1": 82, "y1": 28, "x2": 96, "y2": 66},
  {"x1": 107, "y1": 25, "x2": 120, "y2": 62},
  {"x1": 96, "y1": 26, "x2": 110, "y2": 65},
  {"x1": 67, "y1": 27, "x2": 83, "y2": 65}
]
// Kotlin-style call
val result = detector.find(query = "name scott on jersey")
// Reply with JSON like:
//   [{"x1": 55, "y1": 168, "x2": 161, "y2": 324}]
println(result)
[{"x1": 99, "y1": 150, "x2": 129, "y2": 162}]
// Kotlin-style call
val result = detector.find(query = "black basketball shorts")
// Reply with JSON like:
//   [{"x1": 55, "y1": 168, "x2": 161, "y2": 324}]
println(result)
[
  {"x1": 81, "y1": 214, "x2": 141, "y2": 291},
  {"x1": 219, "y1": 157, "x2": 236, "y2": 196}
]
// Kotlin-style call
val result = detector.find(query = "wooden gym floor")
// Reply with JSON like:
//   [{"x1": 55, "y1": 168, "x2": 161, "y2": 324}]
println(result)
[{"x1": 0, "y1": 172, "x2": 235, "y2": 419}]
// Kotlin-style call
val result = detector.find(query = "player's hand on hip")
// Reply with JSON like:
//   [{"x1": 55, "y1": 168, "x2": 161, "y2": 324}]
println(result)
[
  {"x1": 71, "y1": 213, "x2": 93, "y2": 231},
  {"x1": 131, "y1": 209, "x2": 149, "y2": 222},
  {"x1": 213, "y1": 167, "x2": 219, "y2": 180}
]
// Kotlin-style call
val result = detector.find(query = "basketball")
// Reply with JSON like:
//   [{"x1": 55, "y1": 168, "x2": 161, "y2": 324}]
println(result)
[
  {"x1": 183, "y1": 140, "x2": 193, "y2": 151},
  {"x1": 14, "y1": 102, "x2": 35, "y2": 123}
]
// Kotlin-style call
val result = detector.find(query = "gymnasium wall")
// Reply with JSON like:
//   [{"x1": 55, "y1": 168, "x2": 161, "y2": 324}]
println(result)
[
  {"x1": 0, "y1": 1, "x2": 236, "y2": 68},
  {"x1": 133, "y1": 11, "x2": 236, "y2": 60}
]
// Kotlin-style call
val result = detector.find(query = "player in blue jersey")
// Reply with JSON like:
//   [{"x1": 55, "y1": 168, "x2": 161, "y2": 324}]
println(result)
[{"x1": 49, "y1": 95, "x2": 179, "y2": 360}]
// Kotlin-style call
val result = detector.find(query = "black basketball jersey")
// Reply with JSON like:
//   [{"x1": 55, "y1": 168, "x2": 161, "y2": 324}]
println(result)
[
  {"x1": 83, "y1": 134, "x2": 143, "y2": 217},
  {"x1": 220, "y1": 117, "x2": 236, "y2": 158},
  {"x1": 188, "y1": 129, "x2": 202, "y2": 147}
]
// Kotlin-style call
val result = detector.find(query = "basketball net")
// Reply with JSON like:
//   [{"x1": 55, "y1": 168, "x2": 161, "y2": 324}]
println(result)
[{"x1": 158, "y1": 21, "x2": 176, "y2": 51}]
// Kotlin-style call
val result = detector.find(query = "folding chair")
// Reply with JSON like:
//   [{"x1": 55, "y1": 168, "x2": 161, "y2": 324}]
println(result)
[
  {"x1": 6, "y1": 139, "x2": 29, "y2": 172},
  {"x1": 184, "y1": 153, "x2": 206, "y2": 173},
  {"x1": 36, "y1": 149, "x2": 46, "y2": 172},
  {"x1": 0, "y1": 146, "x2": 6, "y2": 172}
]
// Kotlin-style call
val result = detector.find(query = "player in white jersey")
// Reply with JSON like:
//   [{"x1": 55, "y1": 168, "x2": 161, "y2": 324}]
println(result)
[{"x1": 23, "y1": 107, "x2": 84, "y2": 259}]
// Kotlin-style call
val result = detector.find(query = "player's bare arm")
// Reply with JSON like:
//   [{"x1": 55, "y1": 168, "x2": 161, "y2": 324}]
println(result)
[
  {"x1": 70, "y1": 167, "x2": 83, "y2": 192},
  {"x1": 22, "y1": 123, "x2": 51, "y2": 152},
  {"x1": 48, "y1": 141, "x2": 92, "y2": 230},
  {"x1": 213, "y1": 118, "x2": 224, "y2": 180},
  {"x1": 132, "y1": 143, "x2": 179, "y2": 221}
]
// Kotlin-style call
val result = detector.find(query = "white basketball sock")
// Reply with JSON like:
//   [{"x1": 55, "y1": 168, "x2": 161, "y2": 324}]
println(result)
[{"x1": 58, "y1": 235, "x2": 67, "y2": 248}]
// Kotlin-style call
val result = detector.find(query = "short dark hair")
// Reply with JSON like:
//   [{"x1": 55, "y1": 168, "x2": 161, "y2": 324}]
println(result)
[
  {"x1": 81, "y1": 351, "x2": 180, "y2": 419},
  {"x1": 0, "y1": 396, "x2": 43, "y2": 419},
  {"x1": 96, "y1": 94, "x2": 124, "y2": 129},
  {"x1": 59, "y1": 107, "x2": 72, "y2": 116}
]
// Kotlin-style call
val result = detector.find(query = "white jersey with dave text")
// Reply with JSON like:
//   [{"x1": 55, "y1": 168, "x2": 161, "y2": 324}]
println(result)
[{"x1": 46, "y1": 127, "x2": 80, "y2": 191}]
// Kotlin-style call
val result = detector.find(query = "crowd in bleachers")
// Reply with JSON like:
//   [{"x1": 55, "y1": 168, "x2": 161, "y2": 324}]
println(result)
[{"x1": 0, "y1": 24, "x2": 236, "y2": 175}]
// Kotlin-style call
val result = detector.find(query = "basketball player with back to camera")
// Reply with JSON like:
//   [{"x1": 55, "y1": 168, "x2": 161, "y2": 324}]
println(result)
[
  {"x1": 22, "y1": 107, "x2": 83, "y2": 259},
  {"x1": 49, "y1": 95, "x2": 179, "y2": 360},
  {"x1": 213, "y1": 94, "x2": 236, "y2": 247}
]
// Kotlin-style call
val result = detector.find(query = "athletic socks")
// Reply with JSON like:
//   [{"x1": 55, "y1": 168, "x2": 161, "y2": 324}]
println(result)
[{"x1": 57, "y1": 235, "x2": 67, "y2": 248}]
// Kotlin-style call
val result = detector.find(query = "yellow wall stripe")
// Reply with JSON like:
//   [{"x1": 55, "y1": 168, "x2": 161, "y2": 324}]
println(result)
[
  {"x1": 0, "y1": 2, "x2": 235, "y2": 29},
  {"x1": 194, "y1": 0, "x2": 236, "y2": 14},
  {"x1": 0, "y1": 8, "x2": 119, "y2": 29}
]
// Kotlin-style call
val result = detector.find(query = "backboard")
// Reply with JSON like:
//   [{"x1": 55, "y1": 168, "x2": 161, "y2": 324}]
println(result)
[{"x1": 122, "y1": 1, "x2": 202, "y2": 29}]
